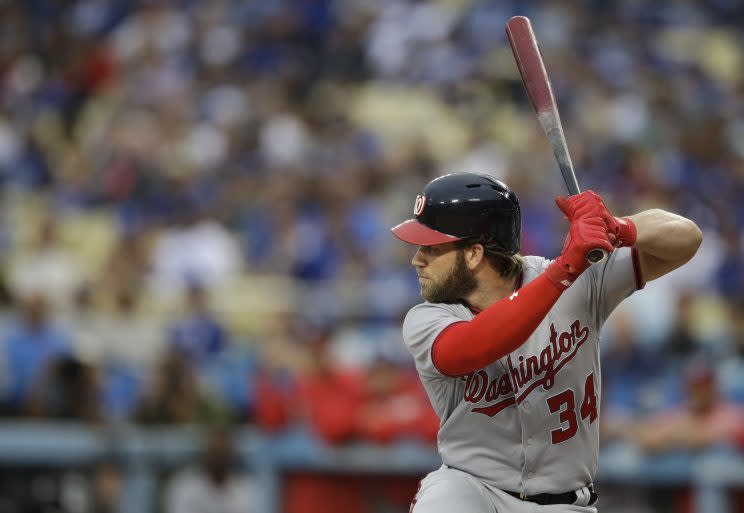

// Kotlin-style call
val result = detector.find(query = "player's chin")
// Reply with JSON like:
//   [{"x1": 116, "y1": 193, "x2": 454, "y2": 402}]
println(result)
[
  {"x1": 421, "y1": 284, "x2": 454, "y2": 304},
  {"x1": 419, "y1": 283, "x2": 428, "y2": 299},
  {"x1": 419, "y1": 282, "x2": 432, "y2": 301}
]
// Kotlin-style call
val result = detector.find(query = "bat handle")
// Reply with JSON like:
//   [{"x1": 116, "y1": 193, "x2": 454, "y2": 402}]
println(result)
[
  {"x1": 563, "y1": 164, "x2": 607, "y2": 264},
  {"x1": 587, "y1": 248, "x2": 607, "y2": 264}
]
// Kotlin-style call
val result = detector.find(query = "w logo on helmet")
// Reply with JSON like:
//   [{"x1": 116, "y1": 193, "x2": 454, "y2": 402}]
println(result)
[{"x1": 414, "y1": 195, "x2": 426, "y2": 216}]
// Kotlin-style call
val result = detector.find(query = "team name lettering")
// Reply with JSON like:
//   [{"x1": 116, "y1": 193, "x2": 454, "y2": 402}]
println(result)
[
  {"x1": 507, "y1": 320, "x2": 589, "y2": 399},
  {"x1": 463, "y1": 370, "x2": 513, "y2": 403},
  {"x1": 462, "y1": 370, "x2": 515, "y2": 417},
  {"x1": 460, "y1": 319, "x2": 590, "y2": 416}
]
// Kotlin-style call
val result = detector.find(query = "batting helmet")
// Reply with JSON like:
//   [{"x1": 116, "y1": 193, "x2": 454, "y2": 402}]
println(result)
[{"x1": 391, "y1": 172, "x2": 521, "y2": 254}]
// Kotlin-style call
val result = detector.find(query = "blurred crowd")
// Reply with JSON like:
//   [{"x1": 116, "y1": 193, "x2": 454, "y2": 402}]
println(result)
[{"x1": 0, "y1": 0, "x2": 743, "y2": 510}]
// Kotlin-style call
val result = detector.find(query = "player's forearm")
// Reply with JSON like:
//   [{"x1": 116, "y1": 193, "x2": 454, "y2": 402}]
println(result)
[
  {"x1": 432, "y1": 273, "x2": 563, "y2": 376},
  {"x1": 626, "y1": 209, "x2": 702, "y2": 262},
  {"x1": 432, "y1": 215, "x2": 614, "y2": 376}
]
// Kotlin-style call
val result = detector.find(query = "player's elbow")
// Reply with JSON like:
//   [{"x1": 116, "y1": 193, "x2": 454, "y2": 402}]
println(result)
[
  {"x1": 681, "y1": 218, "x2": 703, "y2": 260},
  {"x1": 658, "y1": 209, "x2": 703, "y2": 260}
]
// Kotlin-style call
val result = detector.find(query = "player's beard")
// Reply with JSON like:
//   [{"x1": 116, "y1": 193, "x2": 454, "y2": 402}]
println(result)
[{"x1": 421, "y1": 249, "x2": 477, "y2": 304}]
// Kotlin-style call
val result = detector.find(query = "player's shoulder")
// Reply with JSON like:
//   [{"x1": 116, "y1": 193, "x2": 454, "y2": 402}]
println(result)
[
  {"x1": 402, "y1": 301, "x2": 471, "y2": 340},
  {"x1": 404, "y1": 301, "x2": 471, "y2": 326},
  {"x1": 520, "y1": 253, "x2": 595, "y2": 288},
  {"x1": 521, "y1": 255, "x2": 552, "y2": 283}
]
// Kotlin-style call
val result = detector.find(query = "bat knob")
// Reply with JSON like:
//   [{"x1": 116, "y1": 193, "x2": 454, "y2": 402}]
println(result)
[{"x1": 586, "y1": 248, "x2": 607, "y2": 264}]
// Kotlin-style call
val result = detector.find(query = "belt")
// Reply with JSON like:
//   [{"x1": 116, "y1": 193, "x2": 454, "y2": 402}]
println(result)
[{"x1": 504, "y1": 484, "x2": 597, "y2": 507}]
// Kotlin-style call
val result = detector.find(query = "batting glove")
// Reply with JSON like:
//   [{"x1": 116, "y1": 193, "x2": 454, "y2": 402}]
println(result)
[
  {"x1": 555, "y1": 191, "x2": 637, "y2": 247},
  {"x1": 545, "y1": 215, "x2": 615, "y2": 290}
]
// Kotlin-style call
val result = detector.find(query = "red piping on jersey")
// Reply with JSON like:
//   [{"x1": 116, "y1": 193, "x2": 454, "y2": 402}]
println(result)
[
  {"x1": 431, "y1": 271, "x2": 564, "y2": 377},
  {"x1": 631, "y1": 247, "x2": 645, "y2": 290},
  {"x1": 472, "y1": 397, "x2": 516, "y2": 417}
]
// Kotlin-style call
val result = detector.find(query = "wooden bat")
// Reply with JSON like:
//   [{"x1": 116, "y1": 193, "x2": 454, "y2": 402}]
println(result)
[{"x1": 505, "y1": 16, "x2": 607, "y2": 264}]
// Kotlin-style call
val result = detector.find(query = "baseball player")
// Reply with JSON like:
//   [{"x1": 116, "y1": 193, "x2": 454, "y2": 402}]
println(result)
[{"x1": 392, "y1": 172, "x2": 702, "y2": 512}]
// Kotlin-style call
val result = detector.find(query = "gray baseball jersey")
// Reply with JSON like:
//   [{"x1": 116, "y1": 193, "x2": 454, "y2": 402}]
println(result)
[{"x1": 403, "y1": 247, "x2": 642, "y2": 496}]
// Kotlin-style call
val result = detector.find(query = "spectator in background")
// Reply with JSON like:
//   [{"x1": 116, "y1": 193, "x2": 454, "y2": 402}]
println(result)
[
  {"x1": 149, "y1": 203, "x2": 243, "y2": 297},
  {"x1": 25, "y1": 355, "x2": 101, "y2": 423},
  {"x1": 63, "y1": 284, "x2": 164, "y2": 422},
  {"x1": 274, "y1": 324, "x2": 370, "y2": 513},
  {"x1": 252, "y1": 313, "x2": 305, "y2": 431},
  {"x1": 719, "y1": 299, "x2": 744, "y2": 400},
  {"x1": 713, "y1": 228, "x2": 744, "y2": 301},
  {"x1": 662, "y1": 292, "x2": 707, "y2": 365},
  {"x1": 256, "y1": 319, "x2": 436, "y2": 513},
  {"x1": 168, "y1": 282, "x2": 227, "y2": 362},
  {"x1": 255, "y1": 317, "x2": 437, "y2": 444},
  {"x1": 608, "y1": 360, "x2": 744, "y2": 453},
  {"x1": 356, "y1": 357, "x2": 438, "y2": 444},
  {"x1": 164, "y1": 425, "x2": 258, "y2": 513},
  {"x1": 63, "y1": 283, "x2": 102, "y2": 364},
  {"x1": 97, "y1": 286, "x2": 165, "y2": 368},
  {"x1": 292, "y1": 322, "x2": 364, "y2": 444},
  {"x1": 6, "y1": 216, "x2": 84, "y2": 309},
  {"x1": 134, "y1": 351, "x2": 229, "y2": 424},
  {"x1": 1, "y1": 294, "x2": 71, "y2": 414},
  {"x1": 601, "y1": 309, "x2": 665, "y2": 419},
  {"x1": 604, "y1": 359, "x2": 744, "y2": 513},
  {"x1": 100, "y1": 231, "x2": 151, "y2": 308}
]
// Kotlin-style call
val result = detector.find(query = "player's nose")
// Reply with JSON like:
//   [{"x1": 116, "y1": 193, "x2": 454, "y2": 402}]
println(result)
[{"x1": 412, "y1": 247, "x2": 426, "y2": 268}]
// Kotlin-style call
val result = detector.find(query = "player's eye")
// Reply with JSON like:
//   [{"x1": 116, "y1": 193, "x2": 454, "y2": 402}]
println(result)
[{"x1": 420, "y1": 245, "x2": 447, "y2": 257}]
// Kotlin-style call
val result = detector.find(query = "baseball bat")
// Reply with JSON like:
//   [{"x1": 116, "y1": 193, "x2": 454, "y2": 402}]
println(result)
[{"x1": 505, "y1": 16, "x2": 607, "y2": 264}]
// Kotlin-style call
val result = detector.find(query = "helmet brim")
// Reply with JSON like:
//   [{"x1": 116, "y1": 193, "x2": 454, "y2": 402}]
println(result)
[{"x1": 391, "y1": 219, "x2": 462, "y2": 246}]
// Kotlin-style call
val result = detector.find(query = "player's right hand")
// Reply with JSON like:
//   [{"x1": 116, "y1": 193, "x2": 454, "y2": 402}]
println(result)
[
  {"x1": 555, "y1": 191, "x2": 637, "y2": 247},
  {"x1": 545, "y1": 215, "x2": 615, "y2": 290}
]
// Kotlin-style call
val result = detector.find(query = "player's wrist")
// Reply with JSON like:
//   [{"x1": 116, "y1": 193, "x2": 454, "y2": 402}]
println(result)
[
  {"x1": 545, "y1": 256, "x2": 587, "y2": 291},
  {"x1": 614, "y1": 217, "x2": 637, "y2": 247}
]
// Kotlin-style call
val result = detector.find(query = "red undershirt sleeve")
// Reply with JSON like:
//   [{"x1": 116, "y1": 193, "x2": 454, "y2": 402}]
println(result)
[{"x1": 431, "y1": 273, "x2": 564, "y2": 377}]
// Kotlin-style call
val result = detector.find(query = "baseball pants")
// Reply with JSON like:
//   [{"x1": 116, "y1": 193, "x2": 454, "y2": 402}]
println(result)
[{"x1": 411, "y1": 466, "x2": 598, "y2": 513}]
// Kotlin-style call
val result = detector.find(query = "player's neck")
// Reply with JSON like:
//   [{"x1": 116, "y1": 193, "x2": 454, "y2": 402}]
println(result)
[{"x1": 462, "y1": 272, "x2": 518, "y2": 312}]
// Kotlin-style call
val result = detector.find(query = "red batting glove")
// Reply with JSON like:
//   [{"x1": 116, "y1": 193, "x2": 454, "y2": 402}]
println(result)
[
  {"x1": 611, "y1": 216, "x2": 637, "y2": 247},
  {"x1": 555, "y1": 191, "x2": 637, "y2": 247},
  {"x1": 545, "y1": 215, "x2": 615, "y2": 290}
]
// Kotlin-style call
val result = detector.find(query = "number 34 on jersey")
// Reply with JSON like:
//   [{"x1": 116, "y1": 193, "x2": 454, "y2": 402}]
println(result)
[{"x1": 546, "y1": 372, "x2": 598, "y2": 444}]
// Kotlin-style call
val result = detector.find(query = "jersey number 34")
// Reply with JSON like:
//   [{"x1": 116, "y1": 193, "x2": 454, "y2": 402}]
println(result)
[{"x1": 546, "y1": 373, "x2": 598, "y2": 444}]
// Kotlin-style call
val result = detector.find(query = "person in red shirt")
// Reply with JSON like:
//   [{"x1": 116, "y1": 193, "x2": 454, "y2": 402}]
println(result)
[
  {"x1": 356, "y1": 357, "x2": 439, "y2": 444},
  {"x1": 254, "y1": 320, "x2": 438, "y2": 513}
]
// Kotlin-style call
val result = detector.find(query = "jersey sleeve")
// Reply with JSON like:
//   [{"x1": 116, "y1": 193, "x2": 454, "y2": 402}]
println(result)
[
  {"x1": 402, "y1": 302, "x2": 465, "y2": 379},
  {"x1": 584, "y1": 246, "x2": 644, "y2": 328}
]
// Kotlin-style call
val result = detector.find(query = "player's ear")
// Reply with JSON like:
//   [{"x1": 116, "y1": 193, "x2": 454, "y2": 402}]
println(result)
[{"x1": 463, "y1": 243, "x2": 485, "y2": 271}]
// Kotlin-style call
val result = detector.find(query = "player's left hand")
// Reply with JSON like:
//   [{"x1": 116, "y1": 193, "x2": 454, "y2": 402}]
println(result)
[{"x1": 555, "y1": 191, "x2": 637, "y2": 247}]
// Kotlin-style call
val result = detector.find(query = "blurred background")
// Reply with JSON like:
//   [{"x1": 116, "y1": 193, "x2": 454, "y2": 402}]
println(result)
[{"x1": 0, "y1": 0, "x2": 742, "y2": 512}]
